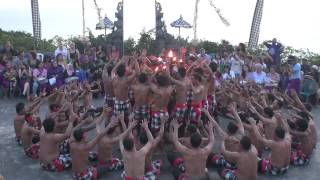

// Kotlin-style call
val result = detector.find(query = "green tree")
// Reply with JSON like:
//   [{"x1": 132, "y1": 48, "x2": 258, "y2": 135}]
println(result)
[{"x1": 123, "y1": 38, "x2": 136, "y2": 55}]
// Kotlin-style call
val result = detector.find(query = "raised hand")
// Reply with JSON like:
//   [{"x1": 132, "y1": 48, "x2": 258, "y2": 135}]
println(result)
[{"x1": 141, "y1": 119, "x2": 149, "y2": 129}]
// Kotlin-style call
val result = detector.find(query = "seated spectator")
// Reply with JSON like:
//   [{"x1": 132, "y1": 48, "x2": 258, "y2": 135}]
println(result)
[
  {"x1": 18, "y1": 64, "x2": 32, "y2": 97},
  {"x1": 252, "y1": 64, "x2": 267, "y2": 85},
  {"x1": 47, "y1": 61, "x2": 65, "y2": 89},
  {"x1": 222, "y1": 65, "x2": 235, "y2": 80},
  {"x1": 13, "y1": 50, "x2": 28, "y2": 70},
  {"x1": 32, "y1": 62, "x2": 48, "y2": 97},
  {"x1": 265, "y1": 66, "x2": 280, "y2": 92}
]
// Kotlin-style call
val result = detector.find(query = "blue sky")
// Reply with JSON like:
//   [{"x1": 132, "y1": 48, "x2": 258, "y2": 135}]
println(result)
[{"x1": 0, "y1": 0, "x2": 319, "y2": 52}]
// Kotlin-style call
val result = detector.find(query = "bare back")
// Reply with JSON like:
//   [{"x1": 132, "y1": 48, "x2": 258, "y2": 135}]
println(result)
[
  {"x1": 235, "y1": 147, "x2": 258, "y2": 180},
  {"x1": 122, "y1": 150, "x2": 146, "y2": 179},
  {"x1": 102, "y1": 74, "x2": 114, "y2": 97},
  {"x1": 270, "y1": 137, "x2": 291, "y2": 168},
  {"x1": 113, "y1": 77, "x2": 130, "y2": 101},
  {"x1": 70, "y1": 141, "x2": 90, "y2": 173},
  {"x1": 39, "y1": 131, "x2": 61, "y2": 163},
  {"x1": 132, "y1": 84, "x2": 150, "y2": 106},
  {"x1": 14, "y1": 115, "x2": 25, "y2": 137}
]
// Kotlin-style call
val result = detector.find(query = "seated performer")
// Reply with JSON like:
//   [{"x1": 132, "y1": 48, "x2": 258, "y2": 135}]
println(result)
[
  {"x1": 250, "y1": 117, "x2": 291, "y2": 175},
  {"x1": 290, "y1": 118, "x2": 315, "y2": 166},
  {"x1": 14, "y1": 99, "x2": 42, "y2": 145},
  {"x1": 120, "y1": 120, "x2": 159, "y2": 180},
  {"x1": 168, "y1": 118, "x2": 214, "y2": 180},
  {"x1": 21, "y1": 113, "x2": 41, "y2": 159},
  {"x1": 218, "y1": 134, "x2": 258, "y2": 180},
  {"x1": 70, "y1": 123, "x2": 110, "y2": 180},
  {"x1": 39, "y1": 110, "x2": 76, "y2": 172}
]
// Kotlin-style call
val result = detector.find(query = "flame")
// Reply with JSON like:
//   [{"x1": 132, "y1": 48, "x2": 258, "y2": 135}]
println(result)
[
  {"x1": 158, "y1": 57, "x2": 163, "y2": 62},
  {"x1": 168, "y1": 50, "x2": 173, "y2": 58},
  {"x1": 155, "y1": 67, "x2": 159, "y2": 72},
  {"x1": 163, "y1": 66, "x2": 167, "y2": 70},
  {"x1": 179, "y1": 59, "x2": 183, "y2": 63},
  {"x1": 173, "y1": 57, "x2": 177, "y2": 62}
]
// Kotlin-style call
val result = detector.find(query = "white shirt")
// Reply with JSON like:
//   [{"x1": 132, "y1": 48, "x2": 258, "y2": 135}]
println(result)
[
  {"x1": 230, "y1": 57, "x2": 244, "y2": 75},
  {"x1": 54, "y1": 47, "x2": 69, "y2": 61},
  {"x1": 252, "y1": 71, "x2": 267, "y2": 84},
  {"x1": 223, "y1": 70, "x2": 236, "y2": 80}
]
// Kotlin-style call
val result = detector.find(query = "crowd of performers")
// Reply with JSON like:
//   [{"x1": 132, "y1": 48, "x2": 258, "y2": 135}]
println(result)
[{"x1": 13, "y1": 52, "x2": 317, "y2": 180}]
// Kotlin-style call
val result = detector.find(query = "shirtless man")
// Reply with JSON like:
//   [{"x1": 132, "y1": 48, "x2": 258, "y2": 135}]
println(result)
[
  {"x1": 112, "y1": 59, "x2": 137, "y2": 120},
  {"x1": 149, "y1": 73, "x2": 173, "y2": 133},
  {"x1": 82, "y1": 80, "x2": 101, "y2": 110},
  {"x1": 102, "y1": 64, "x2": 115, "y2": 109},
  {"x1": 250, "y1": 117, "x2": 291, "y2": 175},
  {"x1": 289, "y1": 118, "x2": 315, "y2": 166},
  {"x1": 166, "y1": 67, "x2": 191, "y2": 123},
  {"x1": 207, "y1": 103, "x2": 245, "y2": 167},
  {"x1": 70, "y1": 123, "x2": 110, "y2": 180},
  {"x1": 14, "y1": 99, "x2": 42, "y2": 145},
  {"x1": 249, "y1": 105, "x2": 277, "y2": 140},
  {"x1": 120, "y1": 120, "x2": 157, "y2": 180},
  {"x1": 131, "y1": 73, "x2": 151, "y2": 121},
  {"x1": 20, "y1": 113, "x2": 41, "y2": 159},
  {"x1": 93, "y1": 110, "x2": 137, "y2": 171},
  {"x1": 169, "y1": 118, "x2": 214, "y2": 180},
  {"x1": 136, "y1": 115, "x2": 168, "y2": 174},
  {"x1": 189, "y1": 73, "x2": 206, "y2": 125},
  {"x1": 218, "y1": 135, "x2": 258, "y2": 180}
]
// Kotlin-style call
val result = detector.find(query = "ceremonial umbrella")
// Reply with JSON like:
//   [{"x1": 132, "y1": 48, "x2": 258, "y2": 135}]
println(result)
[
  {"x1": 170, "y1": 15, "x2": 192, "y2": 37},
  {"x1": 170, "y1": 15, "x2": 192, "y2": 57},
  {"x1": 96, "y1": 15, "x2": 114, "y2": 36}
]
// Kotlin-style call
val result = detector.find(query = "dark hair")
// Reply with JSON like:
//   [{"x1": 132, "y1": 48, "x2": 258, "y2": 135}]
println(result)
[
  {"x1": 264, "y1": 107, "x2": 274, "y2": 118},
  {"x1": 16, "y1": 102, "x2": 25, "y2": 114},
  {"x1": 227, "y1": 122, "x2": 238, "y2": 135},
  {"x1": 240, "y1": 136, "x2": 251, "y2": 151},
  {"x1": 49, "y1": 104, "x2": 60, "y2": 111},
  {"x1": 288, "y1": 55, "x2": 296, "y2": 61},
  {"x1": 296, "y1": 119, "x2": 309, "y2": 132},
  {"x1": 194, "y1": 68, "x2": 204, "y2": 75},
  {"x1": 267, "y1": 94, "x2": 275, "y2": 102},
  {"x1": 139, "y1": 131, "x2": 148, "y2": 145},
  {"x1": 73, "y1": 128, "x2": 84, "y2": 142},
  {"x1": 138, "y1": 73, "x2": 148, "y2": 83},
  {"x1": 187, "y1": 124, "x2": 197, "y2": 134},
  {"x1": 209, "y1": 62, "x2": 218, "y2": 73},
  {"x1": 193, "y1": 73, "x2": 202, "y2": 83},
  {"x1": 123, "y1": 137, "x2": 134, "y2": 151},
  {"x1": 30, "y1": 51, "x2": 37, "y2": 59},
  {"x1": 238, "y1": 112, "x2": 249, "y2": 124},
  {"x1": 304, "y1": 103, "x2": 312, "y2": 112},
  {"x1": 107, "y1": 65, "x2": 114, "y2": 76},
  {"x1": 43, "y1": 118, "x2": 55, "y2": 133},
  {"x1": 178, "y1": 67, "x2": 186, "y2": 78},
  {"x1": 276, "y1": 100, "x2": 284, "y2": 109},
  {"x1": 190, "y1": 132, "x2": 202, "y2": 148},
  {"x1": 275, "y1": 127, "x2": 285, "y2": 139},
  {"x1": 116, "y1": 64, "x2": 126, "y2": 77},
  {"x1": 297, "y1": 111, "x2": 309, "y2": 121},
  {"x1": 156, "y1": 74, "x2": 169, "y2": 87}
]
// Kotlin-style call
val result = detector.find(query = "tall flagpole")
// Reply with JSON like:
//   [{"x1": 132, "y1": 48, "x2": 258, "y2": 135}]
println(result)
[{"x1": 82, "y1": 0, "x2": 86, "y2": 38}]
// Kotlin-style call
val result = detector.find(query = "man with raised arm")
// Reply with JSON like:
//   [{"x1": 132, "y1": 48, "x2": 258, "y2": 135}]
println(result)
[
  {"x1": 112, "y1": 58, "x2": 138, "y2": 120},
  {"x1": 149, "y1": 74, "x2": 173, "y2": 133},
  {"x1": 166, "y1": 67, "x2": 191, "y2": 123},
  {"x1": 218, "y1": 134, "x2": 258, "y2": 180},
  {"x1": 250, "y1": 116, "x2": 291, "y2": 175},
  {"x1": 168, "y1": 118, "x2": 214, "y2": 180},
  {"x1": 131, "y1": 73, "x2": 151, "y2": 121},
  {"x1": 20, "y1": 113, "x2": 41, "y2": 159},
  {"x1": 70, "y1": 122, "x2": 109, "y2": 180},
  {"x1": 39, "y1": 107, "x2": 76, "y2": 172},
  {"x1": 93, "y1": 110, "x2": 137, "y2": 171},
  {"x1": 120, "y1": 120, "x2": 157, "y2": 180},
  {"x1": 102, "y1": 63, "x2": 115, "y2": 109}
]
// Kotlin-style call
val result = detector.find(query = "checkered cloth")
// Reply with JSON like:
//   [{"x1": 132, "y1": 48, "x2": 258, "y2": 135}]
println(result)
[
  {"x1": 88, "y1": 152, "x2": 124, "y2": 171},
  {"x1": 151, "y1": 109, "x2": 168, "y2": 132},
  {"x1": 73, "y1": 166, "x2": 97, "y2": 180},
  {"x1": 40, "y1": 154, "x2": 72, "y2": 172},
  {"x1": 218, "y1": 168, "x2": 238, "y2": 180},
  {"x1": 121, "y1": 160, "x2": 162, "y2": 180},
  {"x1": 258, "y1": 158, "x2": 288, "y2": 175},
  {"x1": 290, "y1": 150, "x2": 310, "y2": 166},
  {"x1": 170, "y1": 157, "x2": 187, "y2": 180},
  {"x1": 104, "y1": 94, "x2": 115, "y2": 108},
  {"x1": 114, "y1": 99, "x2": 131, "y2": 115},
  {"x1": 190, "y1": 102, "x2": 202, "y2": 124},
  {"x1": 59, "y1": 140, "x2": 70, "y2": 155},
  {"x1": 202, "y1": 99, "x2": 209, "y2": 111},
  {"x1": 207, "y1": 153, "x2": 236, "y2": 169},
  {"x1": 24, "y1": 144, "x2": 40, "y2": 159},
  {"x1": 31, "y1": 0, "x2": 41, "y2": 43},
  {"x1": 186, "y1": 89, "x2": 194, "y2": 105},
  {"x1": 172, "y1": 103, "x2": 187, "y2": 122},
  {"x1": 134, "y1": 105, "x2": 150, "y2": 121}
]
